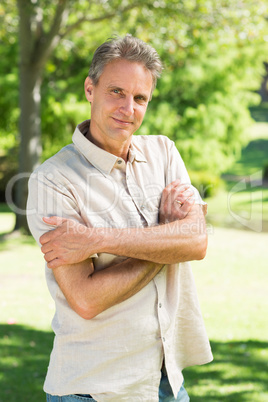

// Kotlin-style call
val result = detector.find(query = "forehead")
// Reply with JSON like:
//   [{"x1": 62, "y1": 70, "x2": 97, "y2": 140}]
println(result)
[{"x1": 98, "y1": 59, "x2": 153, "y2": 95}]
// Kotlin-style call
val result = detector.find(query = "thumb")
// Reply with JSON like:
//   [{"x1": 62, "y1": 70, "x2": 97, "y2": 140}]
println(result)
[{"x1": 42, "y1": 216, "x2": 67, "y2": 226}]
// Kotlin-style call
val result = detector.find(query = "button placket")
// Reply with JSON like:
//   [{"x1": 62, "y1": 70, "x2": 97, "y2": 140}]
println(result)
[{"x1": 154, "y1": 272, "x2": 170, "y2": 354}]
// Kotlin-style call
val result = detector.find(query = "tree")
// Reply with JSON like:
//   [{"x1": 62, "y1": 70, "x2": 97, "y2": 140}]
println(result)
[
  {"x1": 11, "y1": 0, "x2": 146, "y2": 232},
  {"x1": 1, "y1": 0, "x2": 267, "y2": 231},
  {"x1": 134, "y1": 0, "x2": 268, "y2": 176}
]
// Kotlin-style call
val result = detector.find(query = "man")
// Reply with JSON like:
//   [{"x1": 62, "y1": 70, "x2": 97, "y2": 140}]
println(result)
[{"x1": 27, "y1": 35, "x2": 212, "y2": 402}]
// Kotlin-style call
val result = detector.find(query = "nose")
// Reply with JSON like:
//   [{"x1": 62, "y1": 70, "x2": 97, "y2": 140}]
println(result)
[{"x1": 119, "y1": 96, "x2": 134, "y2": 117}]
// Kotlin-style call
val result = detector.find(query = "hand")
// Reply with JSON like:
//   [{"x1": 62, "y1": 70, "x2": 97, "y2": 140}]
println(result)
[
  {"x1": 40, "y1": 217, "x2": 99, "y2": 268},
  {"x1": 159, "y1": 179, "x2": 195, "y2": 224}
]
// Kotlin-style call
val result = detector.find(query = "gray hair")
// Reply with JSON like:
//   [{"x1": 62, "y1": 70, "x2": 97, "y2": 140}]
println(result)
[{"x1": 88, "y1": 34, "x2": 163, "y2": 96}]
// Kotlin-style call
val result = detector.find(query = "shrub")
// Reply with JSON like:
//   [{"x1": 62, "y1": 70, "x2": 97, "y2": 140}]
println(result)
[
  {"x1": 263, "y1": 161, "x2": 268, "y2": 180},
  {"x1": 189, "y1": 170, "x2": 223, "y2": 198}
]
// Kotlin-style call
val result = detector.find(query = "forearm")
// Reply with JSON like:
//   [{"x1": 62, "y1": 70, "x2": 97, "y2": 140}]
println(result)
[
  {"x1": 54, "y1": 258, "x2": 164, "y2": 320},
  {"x1": 103, "y1": 226, "x2": 205, "y2": 264},
  {"x1": 40, "y1": 205, "x2": 207, "y2": 268},
  {"x1": 97, "y1": 205, "x2": 207, "y2": 264}
]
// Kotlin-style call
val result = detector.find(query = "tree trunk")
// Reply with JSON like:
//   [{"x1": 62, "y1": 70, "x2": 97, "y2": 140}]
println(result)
[
  {"x1": 14, "y1": 0, "x2": 69, "y2": 232},
  {"x1": 14, "y1": 63, "x2": 42, "y2": 232},
  {"x1": 13, "y1": 0, "x2": 139, "y2": 232}
]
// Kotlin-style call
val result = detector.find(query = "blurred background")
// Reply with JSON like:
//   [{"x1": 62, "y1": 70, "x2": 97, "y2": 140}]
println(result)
[{"x1": 0, "y1": 1, "x2": 267, "y2": 401}]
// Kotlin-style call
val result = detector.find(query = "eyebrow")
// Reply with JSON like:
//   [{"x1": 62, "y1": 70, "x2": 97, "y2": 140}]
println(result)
[{"x1": 107, "y1": 85, "x2": 124, "y2": 91}]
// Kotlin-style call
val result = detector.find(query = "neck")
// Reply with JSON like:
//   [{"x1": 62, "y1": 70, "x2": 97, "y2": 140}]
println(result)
[{"x1": 85, "y1": 125, "x2": 130, "y2": 162}]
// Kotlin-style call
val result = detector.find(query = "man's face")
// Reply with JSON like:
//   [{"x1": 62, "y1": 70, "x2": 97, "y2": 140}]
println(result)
[{"x1": 85, "y1": 59, "x2": 153, "y2": 157}]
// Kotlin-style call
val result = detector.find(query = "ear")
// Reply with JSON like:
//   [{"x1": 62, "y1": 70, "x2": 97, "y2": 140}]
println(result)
[{"x1": 84, "y1": 77, "x2": 94, "y2": 103}]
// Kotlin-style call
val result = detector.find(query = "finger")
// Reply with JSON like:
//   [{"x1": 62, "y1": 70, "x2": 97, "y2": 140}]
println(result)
[
  {"x1": 180, "y1": 189, "x2": 194, "y2": 201},
  {"x1": 163, "y1": 179, "x2": 182, "y2": 195},
  {"x1": 47, "y1": 258, "x2": 64, "y2": 269},
  {"x1": 180, "y1": 184, "x2": 192, "y2": 194},
  {"x1": 40, "y1": 223, "x2": 65, "y2": 245},
  {"x1": 40, "y1": 230, "x2": 56, "y2": 245},
  {"x1": 180, "y1": 196, "x2": 195, "y2": 213},
  {"x1": 173, "y1": 189, "x2": 193, "y2": 205},
  {"x1": 41, "y1": 243, "x2": 54, "y2": 254},
  {"x1": 171, "y1": 184, "x2": 190, "y2": 198},
  {"x1": 173, "y1": 182, "x2": 190, "y2": 191},
  {"x1": 43, "y1": 216, "x2": 67, "y2": 226},
  {"x1": 161, "y1": 180, "x2": 180, "y2": 204},
  {"x1": 169, "y1": 179, "x2": 181, "y2": 187},
  {"x1": 43, "y1": 250, "x2": 58, "y2": 262}
]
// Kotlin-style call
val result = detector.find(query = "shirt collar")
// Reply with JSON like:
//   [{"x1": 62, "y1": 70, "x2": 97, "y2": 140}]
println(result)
[
  {"x1": 128, "y1": 141, "x2": 147, "y2": 164},
  {"x1": 72, "y1": 120, "x2": 147, "y2": 175}
]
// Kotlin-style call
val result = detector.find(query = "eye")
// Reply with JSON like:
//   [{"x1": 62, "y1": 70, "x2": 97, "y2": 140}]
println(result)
[
  {"x1": 111, "y1": 88, "x2": 121, "y2": 95},
  {"x1": 135, "y1": 95, "x2": 147, "y2": 104}
]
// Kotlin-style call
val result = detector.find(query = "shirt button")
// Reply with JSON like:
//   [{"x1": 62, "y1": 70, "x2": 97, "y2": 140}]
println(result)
[
  {"x1": 159, "y1": 303, "x2": 162, "y2": 308},
  {"x1": 117, "y1": 160, "x2": 122, "y2": 165},
  {"x1": 163, "y1": 337, "x2": 166, "y2": 342},
  {"x1": 141, "y1": 205, "x2": 145, "y2": 210}
]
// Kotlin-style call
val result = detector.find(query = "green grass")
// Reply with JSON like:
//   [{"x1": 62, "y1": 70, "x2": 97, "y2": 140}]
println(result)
[
  {"x1": 184, "y1": 340, "x2": 268, "y2": 401},
  {"x1": 1, "y1": 121, "x2": 268, "y2": 401},
  {"x1": 249, "y1": 103, "x2": 268, "y2": 123},
  {"x1": 0, "y1": 216, "x2": 268, "y2": 401},
  {"x1": 0, "y1": 324, "x2": 53, "y2": 402},
  {"x1": 224, "y1": 136, "x2": 268, "y2": 177},
  {"x1": 0, "y1": 203, "x2": 16, "y2": 235},
  {"x1": 0, "y1": 228, "x2": 53, "y2": 402},
  {"x1": 206, "y1": 122, "x2": 268, "y2": 231},
  {"x1": 0, "y1": 233, "x2": 52, "y2": 330},
  {"x1": 186, "y1": 227, "x2": 268, "y2": 401},
  {"x1": 206, "y1": 186, "x2": 268, "y2": 232},
  {"x1": 191, "y1": 228, "x2": 268, "y2": 342}
]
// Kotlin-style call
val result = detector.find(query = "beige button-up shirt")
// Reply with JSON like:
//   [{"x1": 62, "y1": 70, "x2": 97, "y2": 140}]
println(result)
[{"x1": 27, "y1": 120, "x2": 212, "y2": 401}]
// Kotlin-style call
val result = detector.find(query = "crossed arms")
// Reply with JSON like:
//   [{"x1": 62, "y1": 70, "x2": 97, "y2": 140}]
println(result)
[{"x1": 39, "y1": 180, "x2": 207, "y2": 319}]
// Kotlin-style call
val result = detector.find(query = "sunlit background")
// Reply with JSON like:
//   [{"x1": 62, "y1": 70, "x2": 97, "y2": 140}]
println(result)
[{"x1": 0, "y1": 1, "x2": 268, "y2": 401}]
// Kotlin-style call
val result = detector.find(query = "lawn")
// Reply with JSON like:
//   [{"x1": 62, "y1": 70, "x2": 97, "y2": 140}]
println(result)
[
  {"x1": 185, "y1": 228, "x2": 268, "y2": 401},
  {"x1": 0, "y1": 121, "x2": 267, "y2": 401},
  {"x1": 0, "y1": 214, "x2": 268, "y2": 401},
  {"x1": 206, "y1": 122, "x2": 268, "y2": 232}
]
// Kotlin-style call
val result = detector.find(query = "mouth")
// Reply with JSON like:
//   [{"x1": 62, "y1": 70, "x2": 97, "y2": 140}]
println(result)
[{"x1": 112, "y1": 117, "x2": 134, "y2": 126}]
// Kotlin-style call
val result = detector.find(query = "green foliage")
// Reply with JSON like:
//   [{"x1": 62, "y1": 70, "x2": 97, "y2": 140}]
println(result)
[
  {"x1": 263, "y1": 160, "x2": 268, "y2": 180},
  {"x1": 250, "y1": 102, "x2": 268, "y2": 122},
  {"x1": 224, "y1": 134, "x2": 268, "y2": 176},
  {"x1": 188, "y1": 170, "x2": 223, "y2": 198},
  {"x1": 0, "y1": 5, "x2": 19, "y2": 199},
  {"x1": 205, "y1": 123, "x2": 268, "y2": 229},
  {"x1": 41, "y1": 95, "x2": 89, "y2": 161},
  {"x1": 0, "y1": 147, "x2": 18, "y2": 203},
  {"x1": 135, "y1": 0, "x2": 267, "y2": 174},
  {"x1": 0, "y1": 3, "x2": 19, "y2": 150}
]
